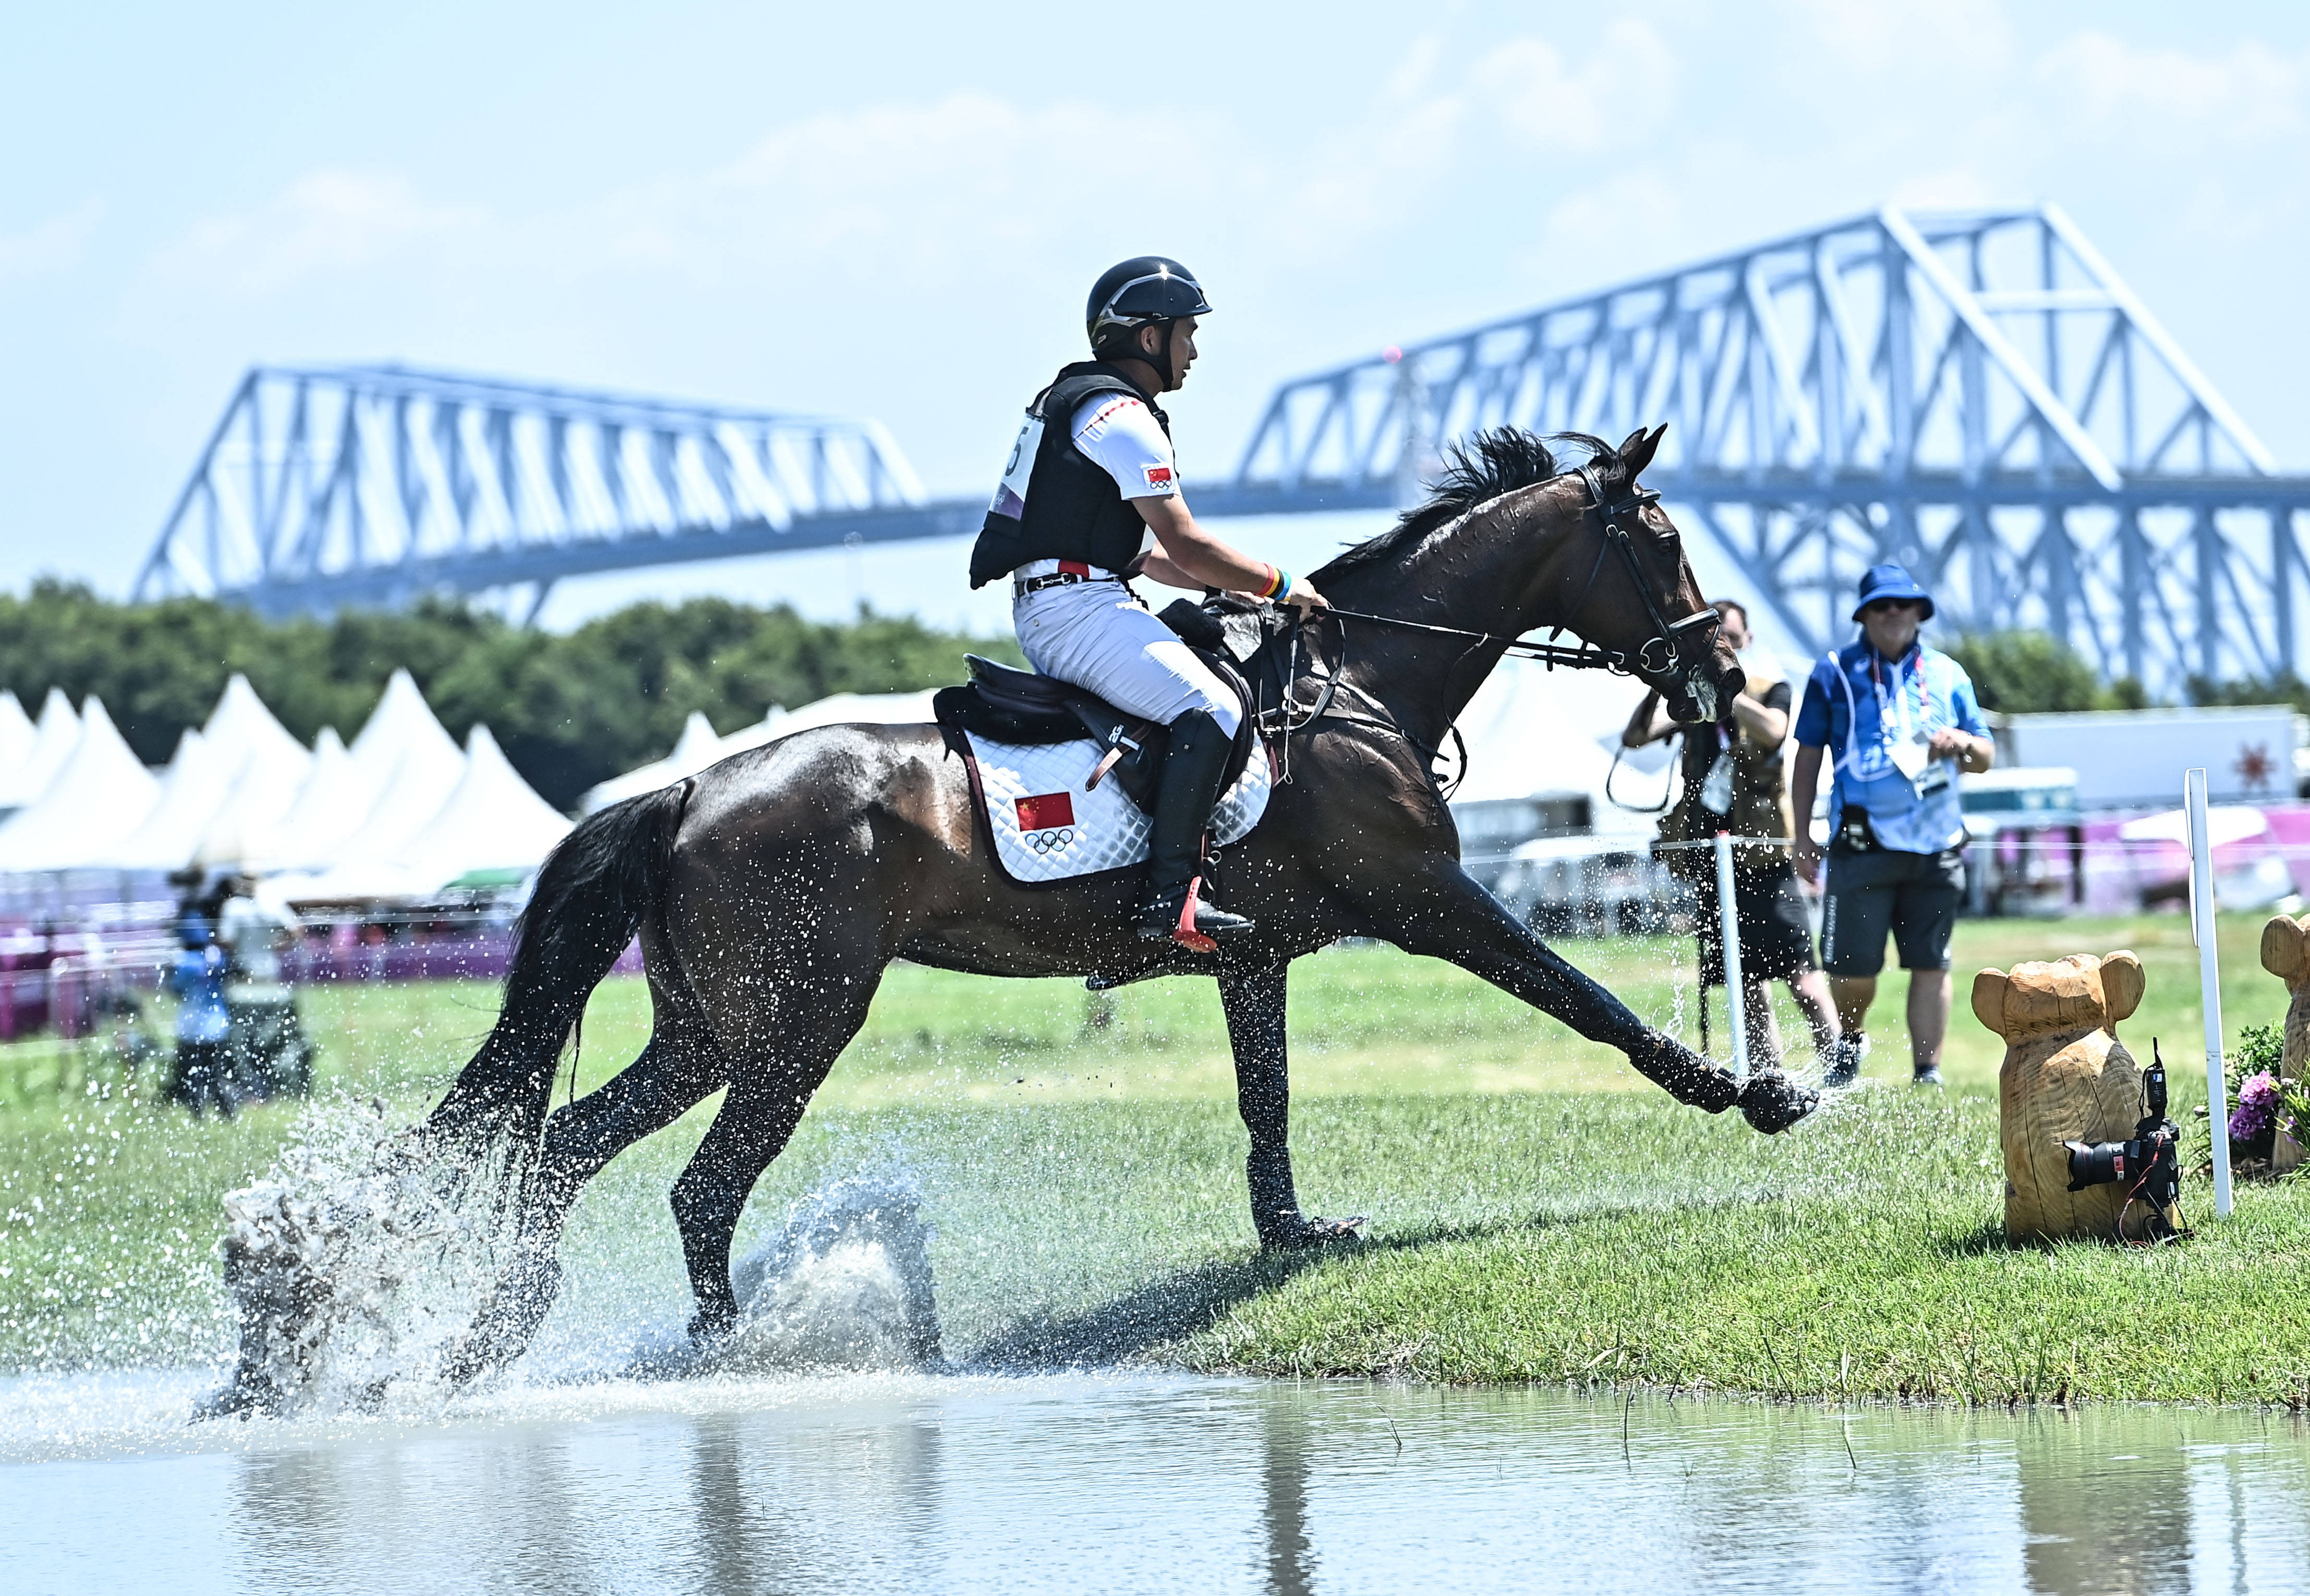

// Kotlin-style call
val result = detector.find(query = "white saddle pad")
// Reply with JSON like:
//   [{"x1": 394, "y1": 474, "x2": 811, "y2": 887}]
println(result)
[{"x1": 964, "y1": 730, "x2": 1272, "y2": 885}]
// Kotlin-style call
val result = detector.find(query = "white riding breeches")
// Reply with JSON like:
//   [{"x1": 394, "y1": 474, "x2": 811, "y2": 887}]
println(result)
[{"x1": 1012, "y1": 573, "x2": 1241, "y2": 736}]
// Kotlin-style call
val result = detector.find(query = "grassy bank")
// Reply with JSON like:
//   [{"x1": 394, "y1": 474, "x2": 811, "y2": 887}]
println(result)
[{"x1": 3, "y1": 913, "x2": 2307, "y2": 1400}]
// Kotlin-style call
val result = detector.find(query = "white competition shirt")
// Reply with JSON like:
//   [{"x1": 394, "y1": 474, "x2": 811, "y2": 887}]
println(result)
[{"x1": 1069, "y1": 393, "x2": 1178, "y2": 500}]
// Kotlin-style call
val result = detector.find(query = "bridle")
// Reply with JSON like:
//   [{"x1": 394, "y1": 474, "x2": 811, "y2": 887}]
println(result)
[
  {"x1": 1312, "y1": 463, "x2": 1721, "y2": 682},
  {"x1": 1256, "y1": 462, "x2": 1723, "y2": 792}
]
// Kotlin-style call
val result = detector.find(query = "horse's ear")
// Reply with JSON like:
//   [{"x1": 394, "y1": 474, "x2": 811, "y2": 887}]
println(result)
[{"x1": 1618, "y1": 424, "x2": 1666, "y2": 479}]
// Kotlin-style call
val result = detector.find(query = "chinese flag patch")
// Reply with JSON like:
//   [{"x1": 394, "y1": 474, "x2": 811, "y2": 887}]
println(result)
[
  {"x1": 1142, "y1": 464, "x2": 1174, "y2": 489},
  {"x1": 1015, "y1": 792, "x2": 1075, "y2": 830}
]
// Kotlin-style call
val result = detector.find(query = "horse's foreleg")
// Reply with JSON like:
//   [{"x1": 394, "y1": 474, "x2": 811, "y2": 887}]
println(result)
[
  {"x1": 1218, "y1": 959, "x2": 1366, "y2": 1248},
  {"x1": 1365, "y1": 860, "x2": 1815, "y2": 1133}
]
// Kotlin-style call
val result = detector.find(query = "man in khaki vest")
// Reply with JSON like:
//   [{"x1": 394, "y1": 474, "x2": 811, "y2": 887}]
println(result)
[{"x1": 1625, "y1": 600, "x2": 1845, "y2": 1077}]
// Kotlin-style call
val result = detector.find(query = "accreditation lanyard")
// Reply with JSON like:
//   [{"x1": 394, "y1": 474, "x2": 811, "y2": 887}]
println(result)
[{"x1": 1868, "y1": 646, "x2": 1933, "y2": 745}]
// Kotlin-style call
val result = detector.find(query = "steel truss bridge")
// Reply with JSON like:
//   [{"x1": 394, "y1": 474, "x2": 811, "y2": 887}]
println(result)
[{"x1": 137, "y1": 205, "x2": 2310, "y2": 697}]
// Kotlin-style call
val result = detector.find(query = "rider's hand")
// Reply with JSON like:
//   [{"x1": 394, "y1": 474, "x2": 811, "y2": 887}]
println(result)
[
  {"x1": 1285, "y1": 579, "x2": 1329, "y2": 616},
  {"x1": 1793, "y1": 835, "x2": 1821, "y2": 887}
]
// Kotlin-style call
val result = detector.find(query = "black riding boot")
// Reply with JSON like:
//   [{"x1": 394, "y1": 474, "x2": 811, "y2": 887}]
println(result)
[{"x1": 1134, "y1": 709, "x2": 1255, "y2": 949}]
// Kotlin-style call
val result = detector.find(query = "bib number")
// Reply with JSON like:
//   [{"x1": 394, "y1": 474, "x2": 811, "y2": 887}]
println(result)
[{"x1": 988, "y1": 414, "x2": 1044, "y2": 521}]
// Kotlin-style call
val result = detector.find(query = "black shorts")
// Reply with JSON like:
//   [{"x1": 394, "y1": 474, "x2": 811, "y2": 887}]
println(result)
[
  {"x1": 1820, "y1": 844, "x2": 1966, "y2": 977},
  {"x1": 1694, "y1": 857, "x2": 1817, "y2": 985}
]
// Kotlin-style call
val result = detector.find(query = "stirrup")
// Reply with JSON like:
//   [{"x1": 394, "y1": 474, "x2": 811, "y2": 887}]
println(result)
[{"x1": 1135, "y1": 876, "x2": 1253, "y2": 951}]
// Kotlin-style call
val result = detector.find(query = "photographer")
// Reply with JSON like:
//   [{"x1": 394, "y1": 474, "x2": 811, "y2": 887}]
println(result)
[
  {"x1": 1791, "y1": 565, "x2": 1994, "y2": 1086},
  {"x1": 1626, "y1": 600, "x2": 1842, "y2": 1073}
]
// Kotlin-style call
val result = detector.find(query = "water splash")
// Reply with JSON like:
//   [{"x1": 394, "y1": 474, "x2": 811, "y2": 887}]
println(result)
[
  {"x1": 651, "y1": 1174, "x2": 943, "y2": 1377},
  {"x1": 209, "y1": 1095, "x2": 943, "y2": 1418},
  {"x1": 208, "y1": 1096, "x2": 518, "y2": 1419}
]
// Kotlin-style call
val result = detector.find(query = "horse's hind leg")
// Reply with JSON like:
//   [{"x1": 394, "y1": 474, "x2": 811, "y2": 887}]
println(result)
[
  {"x1": 670, "y1": 975, "x2": 882, "y2": 1340},
  {"x1": 453, "y1": 1018, "x2": 727, "y2": 1382},
  {"x1": 533, "y1": 1015, "x2": 727, "y2": 1235}
]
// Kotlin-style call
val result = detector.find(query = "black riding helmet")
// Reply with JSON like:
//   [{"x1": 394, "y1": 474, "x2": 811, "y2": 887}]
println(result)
[{"x1": 1086, "y1": 256, "x2": 1212, "y2": 390}]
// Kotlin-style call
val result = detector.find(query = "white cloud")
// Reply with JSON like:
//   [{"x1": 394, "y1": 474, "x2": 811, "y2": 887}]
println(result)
[
  {"x1": 145, "y1": 171, "x2": 486, "y2": 299},
  {"x1": 2038, "y1": 32, "x2": 2308, "y2": 141},
  {"x1": 0, "y1": 200, "x2": 101, "y2": 283},
  {"x1": 1471, "y1": 21, "x2": 1678, "y2": 154}
]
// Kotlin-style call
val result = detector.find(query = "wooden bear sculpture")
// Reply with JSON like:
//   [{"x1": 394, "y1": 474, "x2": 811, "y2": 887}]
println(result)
[
  {"x1": 1973, "y1": 951, "x2": 2155, "y2": 1242},
  {"x1": 2257, "y1": 914, "x2": 2310, "y2": 1176}
]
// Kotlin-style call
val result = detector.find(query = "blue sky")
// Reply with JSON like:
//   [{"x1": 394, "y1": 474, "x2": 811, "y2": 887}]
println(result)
[{"x1": 5, "y1": 1, "x2": 2308, "y2": 636}]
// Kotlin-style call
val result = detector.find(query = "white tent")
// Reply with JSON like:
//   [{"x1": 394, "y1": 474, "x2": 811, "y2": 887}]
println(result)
[
  {"x1": 0, "y1": 688, "x2": 82, "y2": 813},
  {"x1": 287, "y1": 726, "x2": 570, "y2": 901},
  {"x1": 1450, "y1": 658, "x2": 1656, "y2": 840},
  {"x1": 763, "y1": 690, "x2": 939, "y2": 736},
  {"x1": 102, "y1": 728, "x2": 240, "y2": 871},
  {"x1": 203, "y1": 673, "x2": 312, "y2": 781},
  {"x1": 0, "y1": 692, "x2": 34, "y2": 790},
  {"x1": 260, "y1": 672, "x2": 464, "y2": 874},
  {"x1": 0, "y1": 699, "x2": 163, "y2": 872},
  {"x1": 578, "y1": 710, "x2": 731, "y2": 814},
  {"x1": 577, "y1": 690, "x2": 939, "y2": 815},
  {"x1": 249, "y1": 727, "x2": 367, "y2": 873},
  {"x1": 389, "y1": 725, "x2": 573, "y2": 889}
]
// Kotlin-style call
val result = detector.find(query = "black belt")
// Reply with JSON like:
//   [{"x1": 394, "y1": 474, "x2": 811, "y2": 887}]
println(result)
[{"x1": 1012, "y1": 564, "x2": 1114, "y2": 599}]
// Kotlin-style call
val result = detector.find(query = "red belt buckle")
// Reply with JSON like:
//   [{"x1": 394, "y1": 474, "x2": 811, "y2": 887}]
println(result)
[{"x1": 1057, "y1": 561, "x2": 1092, "y2": 577}]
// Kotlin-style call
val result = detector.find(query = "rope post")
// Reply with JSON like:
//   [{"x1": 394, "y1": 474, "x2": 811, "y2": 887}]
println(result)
[
  {"x1": 2185, "y1": 769, "x2": 2234, "y2": 1219},
  {"x1": 1715, "y1": 830, "x2": 1748, "y2": 1080}
]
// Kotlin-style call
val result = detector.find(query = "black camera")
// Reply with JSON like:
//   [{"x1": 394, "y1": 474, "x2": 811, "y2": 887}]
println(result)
[{"x1": 2062, "y1": 1043, "x2": 2182, "y2": 1242}]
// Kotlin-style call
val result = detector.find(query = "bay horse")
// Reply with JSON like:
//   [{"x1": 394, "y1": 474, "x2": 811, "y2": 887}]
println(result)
[{"x1": 426, "y1": 425, "x2": 1818, "y2": 1372}]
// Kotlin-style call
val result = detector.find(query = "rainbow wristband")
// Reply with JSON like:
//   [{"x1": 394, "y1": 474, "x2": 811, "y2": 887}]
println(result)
[{"x1": 1263, "y1": 565, "x2": 1293, "y2": 602}]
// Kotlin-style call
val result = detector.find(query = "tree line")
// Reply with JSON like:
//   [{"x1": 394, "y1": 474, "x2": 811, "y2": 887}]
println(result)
[
  {"x1": 0, "y1": 582, "x2": 1019, "y2": 811},
  {"x1": 1941, "y1": 628, "x2": 2306, "y2": 717}
]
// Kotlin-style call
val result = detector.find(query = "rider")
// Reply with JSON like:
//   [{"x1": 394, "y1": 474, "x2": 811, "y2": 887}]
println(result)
[{"x1": 970, "y1": 257, "x2": 1328, "y2": 948}]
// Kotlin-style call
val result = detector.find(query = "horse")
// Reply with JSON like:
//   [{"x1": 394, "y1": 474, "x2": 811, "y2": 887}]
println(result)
[{"x1": 423, "y1": 424, "x2": 1819, "y2": 1373}]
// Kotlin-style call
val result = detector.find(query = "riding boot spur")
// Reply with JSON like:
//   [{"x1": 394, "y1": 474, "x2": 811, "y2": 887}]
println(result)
[{"x1": 1134, "y1": 708, "x2": 1255, "y2": 950}]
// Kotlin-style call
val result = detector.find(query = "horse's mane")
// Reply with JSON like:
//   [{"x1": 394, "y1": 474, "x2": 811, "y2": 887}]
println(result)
[{"x1": 1311, "y1": 428, "x2": 1623, "y2": 585}]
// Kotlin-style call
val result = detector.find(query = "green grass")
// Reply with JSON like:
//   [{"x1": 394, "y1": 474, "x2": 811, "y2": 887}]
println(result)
[{"x1": 3, "y1": 912, "x2": 2306, "y2": 1402}]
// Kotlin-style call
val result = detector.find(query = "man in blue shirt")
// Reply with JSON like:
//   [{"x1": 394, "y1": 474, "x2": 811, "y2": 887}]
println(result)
[
  {"x1": 167, "y1": 915, "x2": 236, "y2": 1118},
  {"x1": 1790, "y1": 564, "x2": 1994, "y2": 1087}
]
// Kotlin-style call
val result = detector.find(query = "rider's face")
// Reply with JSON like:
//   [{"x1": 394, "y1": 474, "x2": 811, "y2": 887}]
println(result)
[{"x1": 1137, "y1": 316, "x2": 1200, "y2": 390}]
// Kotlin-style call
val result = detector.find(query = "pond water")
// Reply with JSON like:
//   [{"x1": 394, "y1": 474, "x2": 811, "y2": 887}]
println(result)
[{"x1": 6, "y1": 1369, "x2": 2307, "y2": 1595}]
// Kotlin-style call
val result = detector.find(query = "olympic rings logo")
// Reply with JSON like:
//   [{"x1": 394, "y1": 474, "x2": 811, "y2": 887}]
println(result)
[{"x1": 1026, "y1": 827, "x2": 1076, "y2": 854}]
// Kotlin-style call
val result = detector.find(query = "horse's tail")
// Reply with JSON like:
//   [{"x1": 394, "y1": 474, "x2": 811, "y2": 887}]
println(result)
[{"x1": 425, "y1": 782, "x2": 690, "y2": 1163}]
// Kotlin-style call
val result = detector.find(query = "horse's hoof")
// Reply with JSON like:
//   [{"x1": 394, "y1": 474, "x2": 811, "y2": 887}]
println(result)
[
  {"x1": 1261, "y1": 1214, "x2": 1368, "y2": 1251},
  {"x1": 687, "y1": 1304, "x2": 739, "y2": 1347},
  {"x1": 1738, "y1": 1069, "x2": 1818, "y2": 1134}
]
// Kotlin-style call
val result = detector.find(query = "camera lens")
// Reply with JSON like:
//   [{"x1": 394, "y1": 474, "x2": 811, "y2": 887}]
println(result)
[{"x1": 2064, "y1": 1139, "x2": 2128, "y2": 1190}]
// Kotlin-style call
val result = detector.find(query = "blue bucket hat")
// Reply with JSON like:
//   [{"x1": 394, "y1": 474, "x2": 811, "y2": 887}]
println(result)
[{"x1": 1852, "y1": 562, "x2": 1935, "y2": 622}]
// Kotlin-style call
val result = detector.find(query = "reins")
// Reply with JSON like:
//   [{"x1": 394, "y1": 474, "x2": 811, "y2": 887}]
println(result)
[
  {"x1": 1310, "y1": 463, "x2": 1720, "y2": 680},
  {"x1": 1251, "y1": 456, "x2": 1716, "y2": 804}
]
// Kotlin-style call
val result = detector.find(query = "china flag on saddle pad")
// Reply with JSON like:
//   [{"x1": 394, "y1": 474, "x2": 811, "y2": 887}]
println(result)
[{"x1": 1014, "y1": 792, "x2": 1075, "y2": 830}]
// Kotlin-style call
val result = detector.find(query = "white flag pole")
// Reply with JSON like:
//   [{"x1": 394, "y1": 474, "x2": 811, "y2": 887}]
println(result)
[
  {"x1": 1715, "y1": 830, "x2": 1748, "y2": 1079},
  {"x1": 2186, "y1": 768, "x2": 2235, "y2": 1218}
]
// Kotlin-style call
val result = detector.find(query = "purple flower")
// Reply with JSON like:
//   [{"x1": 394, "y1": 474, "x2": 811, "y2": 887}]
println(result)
[{"x1": 2230, "y1": 1070, "x2": 2282, "y2": 1142}]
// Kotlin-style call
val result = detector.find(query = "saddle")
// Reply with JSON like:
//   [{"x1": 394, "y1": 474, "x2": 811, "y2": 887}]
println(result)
[{"x1": 932, "y1": 600, "x2": 1263, "y2": 817}]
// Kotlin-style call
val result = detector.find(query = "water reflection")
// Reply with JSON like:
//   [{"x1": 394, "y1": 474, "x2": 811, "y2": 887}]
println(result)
[
  {"x1": 7, "y1": 1376, "x2": 2310, "y2": 1594},
  {"x1": 1259, "y1": 1394, "x2": 1316, "y2": 1596}
]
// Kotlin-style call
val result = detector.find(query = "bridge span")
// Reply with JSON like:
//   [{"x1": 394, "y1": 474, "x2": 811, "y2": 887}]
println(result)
[{"x1": 135, "y1": 204, "x2": 2310, "y2": 699}]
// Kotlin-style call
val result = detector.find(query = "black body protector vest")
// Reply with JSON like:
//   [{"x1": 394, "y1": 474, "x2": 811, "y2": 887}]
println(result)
[{"x1": 969, "y1": 362, "x2": 1172, "y2": 588}]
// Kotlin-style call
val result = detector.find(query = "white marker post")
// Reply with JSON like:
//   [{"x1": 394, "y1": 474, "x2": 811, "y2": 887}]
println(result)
[
  {"x1": 1715, "y1": 830, "x2": 1748, "y2": 1079},
  {"x1": 2185, "y1": 768, "x2": 2235, "y2": 1219}
]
